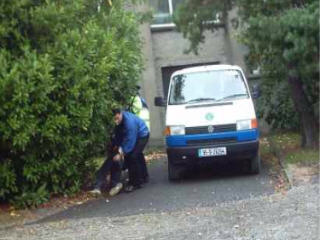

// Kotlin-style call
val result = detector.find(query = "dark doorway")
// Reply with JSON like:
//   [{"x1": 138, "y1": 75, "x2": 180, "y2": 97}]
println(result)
[{"x1": 161, "y1": 62, "x2": 220, "y2": 98}]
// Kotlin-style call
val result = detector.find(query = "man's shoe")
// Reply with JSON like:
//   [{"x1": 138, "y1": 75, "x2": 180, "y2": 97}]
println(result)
[
  {"x1": 124, "y1": 184, "x2": 141, "y2": 193},
  {"x1": 109, "y1": 183, "x2": 123, "y2": 197},
  {"x1": 89, "y1": 188, "x2": 101, "y2": 195}
]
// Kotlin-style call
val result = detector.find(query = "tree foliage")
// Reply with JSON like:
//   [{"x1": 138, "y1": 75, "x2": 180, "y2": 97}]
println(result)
[
  {"x1": 0, "y1": 0, "x2": 143, "y2": 207},
  {"x1": 241, "y1": 1, "x2": 319, "y2": 146},
  {"x1": 173, "y1": 0, "x2": 232, "y2": 54},
  {"x1": 174, "y1": 0, "x2": 319, "y2": 147}
]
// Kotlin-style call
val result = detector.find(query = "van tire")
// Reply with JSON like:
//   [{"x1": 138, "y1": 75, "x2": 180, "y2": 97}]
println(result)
[
  {"x1": 250, "y1": 153, "x2": 261, "y2": 174},
  {"x1": 168, "y1": 161, "x2": 183, "y2": 181}
]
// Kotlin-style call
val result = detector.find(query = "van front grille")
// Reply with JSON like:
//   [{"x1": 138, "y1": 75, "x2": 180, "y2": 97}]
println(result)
[
  {"x1": 186, "y1": 138, "x2": 237, "y2": 146},
  {"x1": 185, "y1": 124, "x2": 236, "y2": 135}
]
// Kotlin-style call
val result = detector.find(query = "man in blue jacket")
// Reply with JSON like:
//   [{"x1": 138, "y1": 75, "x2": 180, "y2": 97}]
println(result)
[{"x1": 113, "y1": 109, "x2": 150, "y2": 192}]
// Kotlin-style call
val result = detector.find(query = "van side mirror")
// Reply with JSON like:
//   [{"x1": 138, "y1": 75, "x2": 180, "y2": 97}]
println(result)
[
  {"x1": 154, "y1": 97, "x2": 166, "y2": 107},
  {"x1": 251, "y1": 84, "x2": 261, "y2": 99}
]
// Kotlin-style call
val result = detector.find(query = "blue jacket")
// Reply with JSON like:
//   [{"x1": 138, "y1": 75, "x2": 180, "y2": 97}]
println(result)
[{"x1": 114, "y1": 111, "x2": 149, "y2": 154}]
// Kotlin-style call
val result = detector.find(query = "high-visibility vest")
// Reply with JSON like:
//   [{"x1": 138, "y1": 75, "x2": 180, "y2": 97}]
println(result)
[{"x1": 130, "y1": 95, "x2": 150, "y2": 130}]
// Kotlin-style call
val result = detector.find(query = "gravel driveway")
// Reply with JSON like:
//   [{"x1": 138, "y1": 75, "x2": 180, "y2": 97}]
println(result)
[{"x1": 1, "y1": 183, "x2": 318, "y2": 240}]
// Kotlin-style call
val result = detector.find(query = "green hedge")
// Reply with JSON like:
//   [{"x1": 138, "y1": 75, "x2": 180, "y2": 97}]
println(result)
[{"x1": 0, "y1": 0, "x2": 143, "y2": 208}]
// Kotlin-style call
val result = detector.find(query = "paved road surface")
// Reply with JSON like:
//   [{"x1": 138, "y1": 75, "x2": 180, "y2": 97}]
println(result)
[{"x1": 39, "y1": 158, "x2": 274, "y2": 222}]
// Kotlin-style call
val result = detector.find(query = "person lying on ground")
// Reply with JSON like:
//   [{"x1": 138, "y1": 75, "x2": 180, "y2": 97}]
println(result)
[{"x1": 89, "y1": 136, "x2": 124, "y2": 197}]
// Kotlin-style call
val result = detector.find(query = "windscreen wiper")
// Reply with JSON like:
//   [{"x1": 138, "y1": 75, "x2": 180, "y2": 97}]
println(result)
[
  {"x1": 217, "y1": 94, "x2": 248, "y2": 101},
  {"x1": 186, "y1": 98, "x2": 216, "y2": 104}
]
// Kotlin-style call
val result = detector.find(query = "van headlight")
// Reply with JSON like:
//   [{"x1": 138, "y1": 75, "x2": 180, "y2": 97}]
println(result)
[
  {"x1": 165, "y1": 125, "x2": 185, "y2": 136},
  {"x1": 236, "y1": 119, "x2": 258, "y2": 130}
]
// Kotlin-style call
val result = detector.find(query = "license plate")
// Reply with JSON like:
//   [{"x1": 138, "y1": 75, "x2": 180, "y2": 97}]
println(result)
[{"x1": 198, "y1": 147, "x2": 227, "y2": 158}]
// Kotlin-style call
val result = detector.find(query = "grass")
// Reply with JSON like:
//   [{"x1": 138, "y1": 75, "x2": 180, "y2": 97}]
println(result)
[
  {"x1": 285, "y1": 149, "x2": 319, "y2": 165},
  {"x1": 259, "y1": 136, "x2": 271, "y2": 155},
  {"x1": 269, "y1": 131, "x2": 301, "y2": 152},
  {"x1": 259, "y1": 136, "x2": 282, "y2": 175},
  {"x1": 268, "y1": 131, "x2": 319, "y2": 167}
]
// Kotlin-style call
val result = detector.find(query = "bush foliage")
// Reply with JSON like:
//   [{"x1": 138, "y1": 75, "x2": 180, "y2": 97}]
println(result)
[{"x1": 0, "y1": 0, "x2": 143, "y2": 207}]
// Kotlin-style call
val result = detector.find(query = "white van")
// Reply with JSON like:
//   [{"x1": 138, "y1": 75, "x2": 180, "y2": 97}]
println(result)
[{"x1": 155, "y1": 65, "x2": 260, "y2": 180}]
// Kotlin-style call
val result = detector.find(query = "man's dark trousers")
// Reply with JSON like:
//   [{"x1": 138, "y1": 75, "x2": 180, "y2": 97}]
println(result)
[
  {"x1": 126, "y1": 134, "x2": 149, "y2": 187},
  {"x1": 139, "y1": 151, "x2": 149, "y2": 182}
]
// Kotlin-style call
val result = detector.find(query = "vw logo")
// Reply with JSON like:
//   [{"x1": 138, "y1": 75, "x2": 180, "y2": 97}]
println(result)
[
  {"x1": 205, "y1": 113, "x2": 214, "y2": 121},
  {"x1": 208, "y1": 125, "x2": 214, "y2": 133}
]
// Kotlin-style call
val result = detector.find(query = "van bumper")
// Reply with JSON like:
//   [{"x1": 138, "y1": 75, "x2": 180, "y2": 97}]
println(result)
[{"x1": 167, "y1": 140, "x2": 259, "y2": 165}]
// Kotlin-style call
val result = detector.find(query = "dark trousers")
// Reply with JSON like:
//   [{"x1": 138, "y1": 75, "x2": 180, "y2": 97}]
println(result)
[
  {"x1": 140, "y1": 151, "x2": 149, "y2": 180},
  {"x1": 94, "y1": 156, "x2": 122, "y2": 190},
  {"x1": 126, "y1": 135, "x2": 149, "y2": 187}
]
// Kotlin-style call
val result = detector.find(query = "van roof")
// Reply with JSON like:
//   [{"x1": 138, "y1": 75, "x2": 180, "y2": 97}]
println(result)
[{"x1": 172, "y1": 64, "x2": 243, "y2": 76}]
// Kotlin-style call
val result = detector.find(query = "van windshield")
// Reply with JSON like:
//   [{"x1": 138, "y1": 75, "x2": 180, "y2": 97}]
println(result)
[{"x1": 168, "y1": 70, "x2": 249, "y2": 105}]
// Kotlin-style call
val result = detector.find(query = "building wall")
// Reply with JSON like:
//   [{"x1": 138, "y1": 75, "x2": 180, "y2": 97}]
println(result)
[
  {"x1": 138, "y1": 22, "x2": 164, "y2": 145},
  {"x1": 224, "y1": 8, "x2": 248, "y2": 73}
]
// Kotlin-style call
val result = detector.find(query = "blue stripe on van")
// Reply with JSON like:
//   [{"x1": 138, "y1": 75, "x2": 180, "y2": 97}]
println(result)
[{"x1": 166, "y1": 129, "x2": 259, "y2": 147}]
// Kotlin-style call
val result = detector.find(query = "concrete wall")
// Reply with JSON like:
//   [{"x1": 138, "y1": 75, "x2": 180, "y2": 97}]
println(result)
[
  {"x1": 137, "y1": 22, "x2": 164, "y2": 145},
  {"x1": 224, "y1": 8, "x2": 249, "y2": 74}
]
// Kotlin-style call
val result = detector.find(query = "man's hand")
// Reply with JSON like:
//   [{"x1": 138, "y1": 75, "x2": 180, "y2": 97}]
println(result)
[
  {"x1": 118, "y1": 147, "x2": 123, "y2": 155},
  {"x1": 118, "y1": 147, "x2": 124, "y2": 160},
  {"x1": 113, "y1": 153, "x2": 122, "y2": 162}
]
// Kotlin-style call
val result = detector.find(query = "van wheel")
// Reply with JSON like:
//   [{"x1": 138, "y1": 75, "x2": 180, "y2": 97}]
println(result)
[
  {"x1": 168, "y1": 161, "x2": 183, "y2": 181},
  {"x1": 250, "y1": 153, "x2": 261, "y2": 174}
]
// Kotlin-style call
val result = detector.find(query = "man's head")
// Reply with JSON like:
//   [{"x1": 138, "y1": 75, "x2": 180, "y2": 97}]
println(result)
[
  {"x1": 112, "y1": 108, "x2": 123, "y2": 125},
  {"x1": 135, "y1": 85, "x2": 141, "y2": 95}
]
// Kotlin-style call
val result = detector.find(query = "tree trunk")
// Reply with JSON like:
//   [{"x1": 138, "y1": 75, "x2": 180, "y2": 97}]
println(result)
[
  {"x1": 300, "y1": 121, "x2": 306, "y2": 147},
  {"x1": 287, "y1": 63, "x2": 319, "y2": 148}
]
